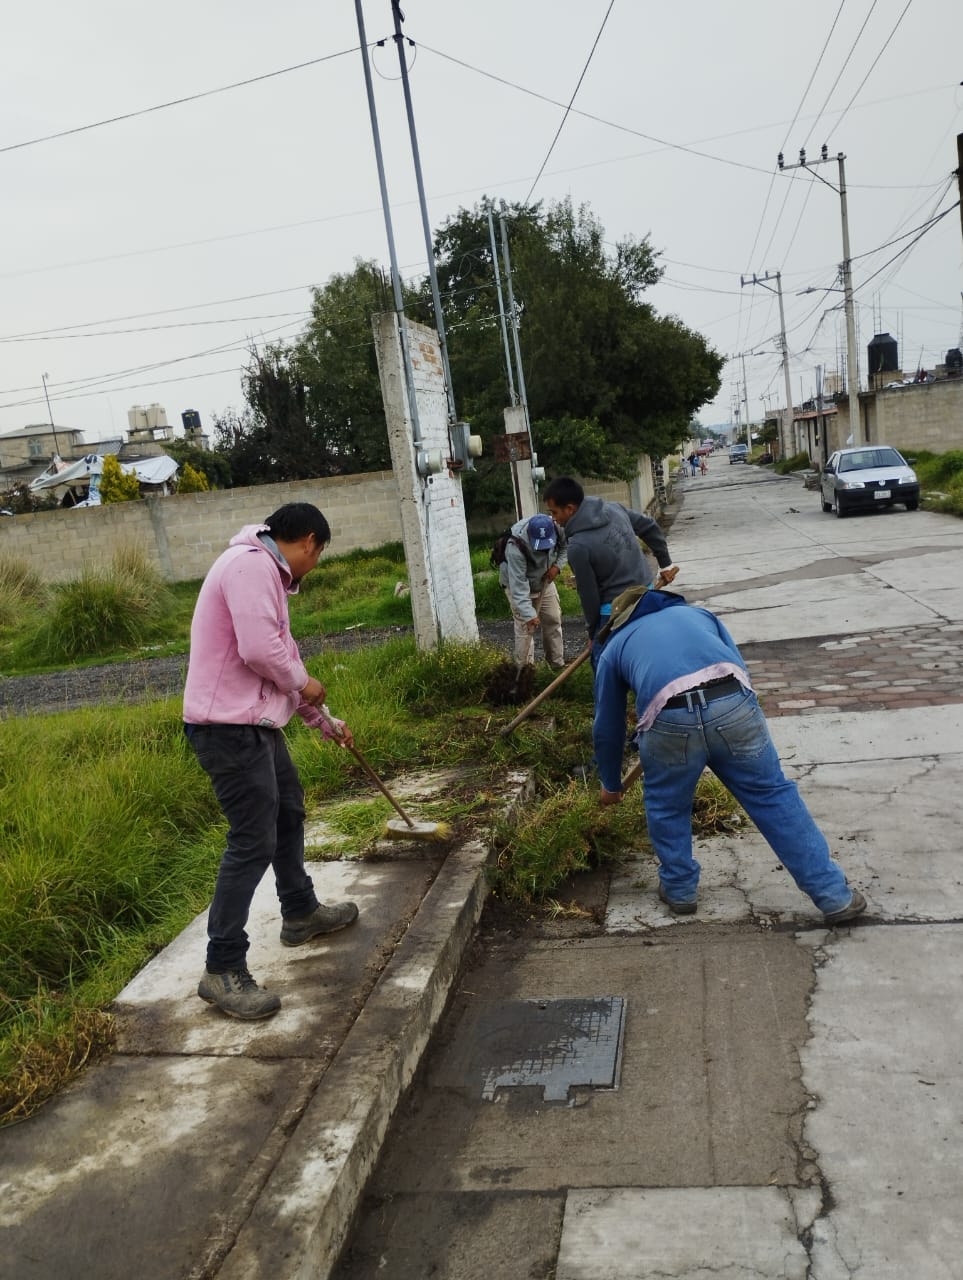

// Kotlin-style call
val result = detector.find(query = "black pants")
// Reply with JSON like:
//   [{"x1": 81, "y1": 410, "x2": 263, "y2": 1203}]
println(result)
[{"x1": 188, "y1": 724, "x2": 317, "y2": 971}]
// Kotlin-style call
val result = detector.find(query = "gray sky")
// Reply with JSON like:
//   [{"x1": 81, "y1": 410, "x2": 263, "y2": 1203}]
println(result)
[{"x1": 1, "y1": 0, "x2": 961, "y2": 446}]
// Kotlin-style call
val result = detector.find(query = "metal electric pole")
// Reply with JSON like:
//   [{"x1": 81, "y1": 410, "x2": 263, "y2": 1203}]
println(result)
[
  {"x1": 778, "y1": 146, "x2": 862, "y2": 445},
  {"x1": 740, "y1": 271, "x2": 795, "y2": 459}
]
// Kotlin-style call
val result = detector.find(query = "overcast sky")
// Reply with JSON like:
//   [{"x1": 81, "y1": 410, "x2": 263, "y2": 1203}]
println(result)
[{"x1": 1, "y1": 0, "x2": 961, "y2": 447}]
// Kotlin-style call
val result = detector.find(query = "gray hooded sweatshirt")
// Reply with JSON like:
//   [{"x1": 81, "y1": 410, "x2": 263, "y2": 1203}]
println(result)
[{"x1": 564, "y1": 496, "x2": 671, "y2": 636}]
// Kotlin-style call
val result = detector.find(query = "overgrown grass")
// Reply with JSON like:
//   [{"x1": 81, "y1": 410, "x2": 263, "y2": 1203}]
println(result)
[
  {"x1": 0, "y1": 537, "x2": 583, "y2": 677},
  {"x1": 11, "y1": 547, "x2": 174, "y2": 665},
  {"x1": 774, "y1": 451, "x2": 810, "y2": 474},
  {"x1": 1, "y1": 549, "x2": 743, "y2": 1123},
  {"x1": 0, "y1": 554, "x2": 47, "y2": 629},
  {"x1": 899, "y1": 447, "x2": 963, "y2": 517}
]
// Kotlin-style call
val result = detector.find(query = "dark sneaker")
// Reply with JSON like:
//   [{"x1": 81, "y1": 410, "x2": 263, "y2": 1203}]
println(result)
[
  {"x1": 823, "y1": 890, "x2": 867, "y2": 926},
  {"x1": 658, "y1": 884, "x2": 698, "y2": 916},
  {"x1": 197, "y1": 968, "x2": 281, "y2": 1020},
  {"x1": 280, "y1": 901, "x2": 359, "y2": 947}
]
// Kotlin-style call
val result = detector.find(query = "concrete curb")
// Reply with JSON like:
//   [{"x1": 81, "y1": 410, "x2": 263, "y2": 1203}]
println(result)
[{"x1": 210, "y1": 770, "x2": 531, "y2": 1279}]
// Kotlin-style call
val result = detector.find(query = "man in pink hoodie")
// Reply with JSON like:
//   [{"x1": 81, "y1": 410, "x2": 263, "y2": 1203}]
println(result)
[{"x1": 184, "y1": 503, "x2": 358, "y2": 1020}]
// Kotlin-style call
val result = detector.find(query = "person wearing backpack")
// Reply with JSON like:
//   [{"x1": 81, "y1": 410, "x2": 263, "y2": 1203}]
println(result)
[{"x1": 497, "y1": 513, "x2": 568, "y2": 671}]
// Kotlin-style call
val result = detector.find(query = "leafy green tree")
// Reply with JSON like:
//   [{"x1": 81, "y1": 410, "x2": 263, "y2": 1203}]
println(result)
[
  {"x1": 177, "y1": 462, "x2": 209, "y2": 493},
  {"x1": 431, "y1": 197, "x2": 723, "y2": 510},
  {"x1": 99, "y1": 455, "x2": 140, "y2": 504},
  {"x1": 215, "y1": 203, "x2": 722, "y2": 505},
  {"x1": 163, "y1": 439, "x2": 231, "y2": 489},
  {"x1": 217, "y1": 262, "x2": 413, "y2": 486}
]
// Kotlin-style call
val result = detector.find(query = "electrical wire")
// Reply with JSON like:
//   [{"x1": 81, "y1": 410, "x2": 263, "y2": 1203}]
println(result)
[
  {"x1": 800, "y1": 0, "x2": 881, "y2": 150},
  {"x1": 852, "y1": 200, "x2": 960, "y2": 295},
  {"x1": 825, "y1": 0, "x2": 915, "y2": 146},
  {"x1": 0, "y1": 47, "x2": 359, "y2": 156},
  {"x1": 524, "y1": 0, "x2": 617, "y2": 202}
]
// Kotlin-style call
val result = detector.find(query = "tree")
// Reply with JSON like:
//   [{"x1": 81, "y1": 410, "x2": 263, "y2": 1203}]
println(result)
[
  {"x1": 431, "y1": 197, "x2": 723, "y2": 510},
  {"x1": 163, "y1": 439, "x2": 231, "y2": 490},
  {"x1": 217, "y1": 262, "x2": 408, "y2": 486},
  {"x1": 99, "y1": 455, "x2": 140, "y2": 504},
  {"x1": 177, "y1": 462, "x2": 209, "y2": 493},
  {"x1": 213, "y1": 203, "x2": 723, "y2": 506}
]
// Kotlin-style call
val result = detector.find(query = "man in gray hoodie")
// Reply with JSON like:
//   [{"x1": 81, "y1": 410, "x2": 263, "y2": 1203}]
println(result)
[{"x1": 544, "y1": 476, "x2": 676, "y2": 640}]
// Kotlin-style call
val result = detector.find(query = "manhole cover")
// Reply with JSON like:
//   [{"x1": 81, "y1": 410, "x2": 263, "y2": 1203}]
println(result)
[{"x1": 434, "y1": 997, "x2": 625, "y2": 1102}]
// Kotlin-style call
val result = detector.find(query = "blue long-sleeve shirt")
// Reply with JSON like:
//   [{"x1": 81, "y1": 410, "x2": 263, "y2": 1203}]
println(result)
[{"x1": 592, "y1": 604, "x2": 752, "y2": 791}]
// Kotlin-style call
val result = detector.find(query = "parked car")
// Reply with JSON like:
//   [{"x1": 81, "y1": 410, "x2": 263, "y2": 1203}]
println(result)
[
  {"x1": 729, "y1": 444, "x2": 749, "y2": 464},
  {"x1": 819, "y1": 446, "x2": 919, "y2": 518}
]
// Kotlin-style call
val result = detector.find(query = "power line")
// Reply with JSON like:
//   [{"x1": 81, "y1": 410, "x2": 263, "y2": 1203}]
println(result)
[
  {"x1": 524, "y1": 0, "x2": 617, "y2": 202},
  {"x1": 826, "y1": 0, "x2": 915, "y2": 145},
  {"x1": 800, "y1": 0, "x2": 882, "y2": 150},
  {"x1": 0, "y1": 47, "x2": 358, "y2": 156},
  {"x1": 852, "y1": 199, "x2": 960, "y2": 294},
  {"x1": 0, "y1": 311, "x2": 313, "y2": 344}
]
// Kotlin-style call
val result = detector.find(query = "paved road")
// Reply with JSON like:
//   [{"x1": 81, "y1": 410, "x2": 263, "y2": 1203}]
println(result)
[{"x1": 335, "y1": 456, "x2": 963, "y2": 1279}]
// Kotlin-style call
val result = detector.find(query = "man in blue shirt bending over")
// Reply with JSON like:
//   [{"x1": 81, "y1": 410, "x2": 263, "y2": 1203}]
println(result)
[{"x1": 594, "y1": 585, "x2": 866, "y2": 923}]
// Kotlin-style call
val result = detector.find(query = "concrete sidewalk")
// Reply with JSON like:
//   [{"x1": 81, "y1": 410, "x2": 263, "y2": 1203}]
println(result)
[
  {"x1": 2, "y1": 769, "x2": 530, "y2": 1280},
  {"x1": 6, "y1": 457, "x2": 963, "y2": 1279},
  {"x1": 336, "y1": 460, "x2": 963, "y2": 1280}
]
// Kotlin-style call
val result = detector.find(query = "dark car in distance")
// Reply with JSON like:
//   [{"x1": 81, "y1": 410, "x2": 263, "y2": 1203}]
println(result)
[
  {"x1": 729, "y1": 443, "x2": 749, "y2": 464},
  {"x1": 819, "y1": 446, "x2": 920, "y2": 518}
]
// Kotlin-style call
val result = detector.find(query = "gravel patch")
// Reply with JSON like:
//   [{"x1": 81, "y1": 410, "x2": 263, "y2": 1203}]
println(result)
[{"x1": 0, "y1": 620, "x2": 592, "y2": 719}]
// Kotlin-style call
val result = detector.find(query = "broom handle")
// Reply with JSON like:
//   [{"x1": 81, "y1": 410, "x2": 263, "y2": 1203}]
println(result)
[{"x1": 317, "y1": 705, "x2": 416, "y2": 828}]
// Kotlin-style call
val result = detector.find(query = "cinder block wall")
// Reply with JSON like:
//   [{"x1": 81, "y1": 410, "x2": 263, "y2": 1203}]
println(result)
[
  {"x1": 0, "y1": 451, "x2": 665, "y2": 587},
  {"x1": 836, "y1": 377, "x2": 963, "y2": 453},
  {"x1": 0, "y1": 472, "x2": 403, "y2": 584}
]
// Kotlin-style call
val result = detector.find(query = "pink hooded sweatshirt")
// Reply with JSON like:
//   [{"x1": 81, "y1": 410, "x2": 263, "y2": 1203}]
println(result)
[{"x1": 183, "y1": 524, "x2": 334, "y2": 735}]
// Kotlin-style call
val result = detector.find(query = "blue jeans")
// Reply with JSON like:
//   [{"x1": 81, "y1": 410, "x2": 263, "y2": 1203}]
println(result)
[
  {"x1": 188, "y1": 724, "x2": 318, "y2": 970},
  {"x1": 636, "y1": 687, "x2": 852, "y2": 912}
]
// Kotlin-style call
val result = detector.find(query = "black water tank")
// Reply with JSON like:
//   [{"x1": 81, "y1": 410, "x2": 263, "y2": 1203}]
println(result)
[
  {"x1": 945, "y1": 348, "x2": 963, "y2": 376},
  {"x1": 867, "y1": 332, "x2": 899, "y2": 374},
  {"x1": 181, "y1": 409, "x2": 202, "y2": 431}
]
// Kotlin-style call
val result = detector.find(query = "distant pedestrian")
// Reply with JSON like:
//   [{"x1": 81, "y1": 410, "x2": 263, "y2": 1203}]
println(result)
[
  {"x1": 183, "y1": 503, "x2": 359, "y2": 1021},
  {"x1": 699, "y1": 453, "x2": 707, "y2": 475},
  {"x1": 543, "y1": 477, "x2": 676, "y2": 643},
  {"x1": 689, "y1": 452, "x2": 700, "y2": 476},
  {"x1": 498, "y1": 513, "x2": 567, "y2": 670},
  {"x1": 594, "y1": 585, "x2": 867, "y2": 923}
]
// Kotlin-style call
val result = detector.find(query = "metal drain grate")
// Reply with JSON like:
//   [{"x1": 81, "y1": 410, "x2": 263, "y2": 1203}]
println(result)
[{"x1": 435, "y1": 997, "x2": 626, "y2": 1102}]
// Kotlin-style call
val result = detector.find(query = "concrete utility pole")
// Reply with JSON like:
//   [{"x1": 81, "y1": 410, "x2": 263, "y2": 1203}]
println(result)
[
  {"x1": 957, "y1": 134, "x2": 963, "y2": 244},
  {"x1": 740, "y1": 271, "x2": 795, "y2": 459},
  {"x1": 740, "y1": 353, "x2": 750, "y2": 445},
  {"x1": 778, "y1": 146, "x2": 862, "y2": 445}
]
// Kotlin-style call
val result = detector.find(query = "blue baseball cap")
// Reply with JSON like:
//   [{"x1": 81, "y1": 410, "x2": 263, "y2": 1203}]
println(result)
[{"x1": 528, "y1": 514, "x2": 557, "y2": 551}]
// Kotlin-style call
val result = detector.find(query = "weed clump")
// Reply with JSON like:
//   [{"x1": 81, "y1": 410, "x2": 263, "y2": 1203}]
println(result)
[
  {"x1": 0, "y1": 555, "x2": 47, "y2": 628},
  {"x1": 22, "y1": 547, "x2": 172, "y2": 661}
]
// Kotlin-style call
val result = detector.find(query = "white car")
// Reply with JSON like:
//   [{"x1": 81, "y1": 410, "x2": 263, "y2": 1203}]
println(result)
[{"x1": 819, "y1": 446, "x2": 920, "y2": 518}]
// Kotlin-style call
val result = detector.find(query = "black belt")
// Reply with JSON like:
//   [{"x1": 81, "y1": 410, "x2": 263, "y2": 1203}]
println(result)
[{"x1": 664, "y1": 676, "x2": 743, "y2": 709}]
